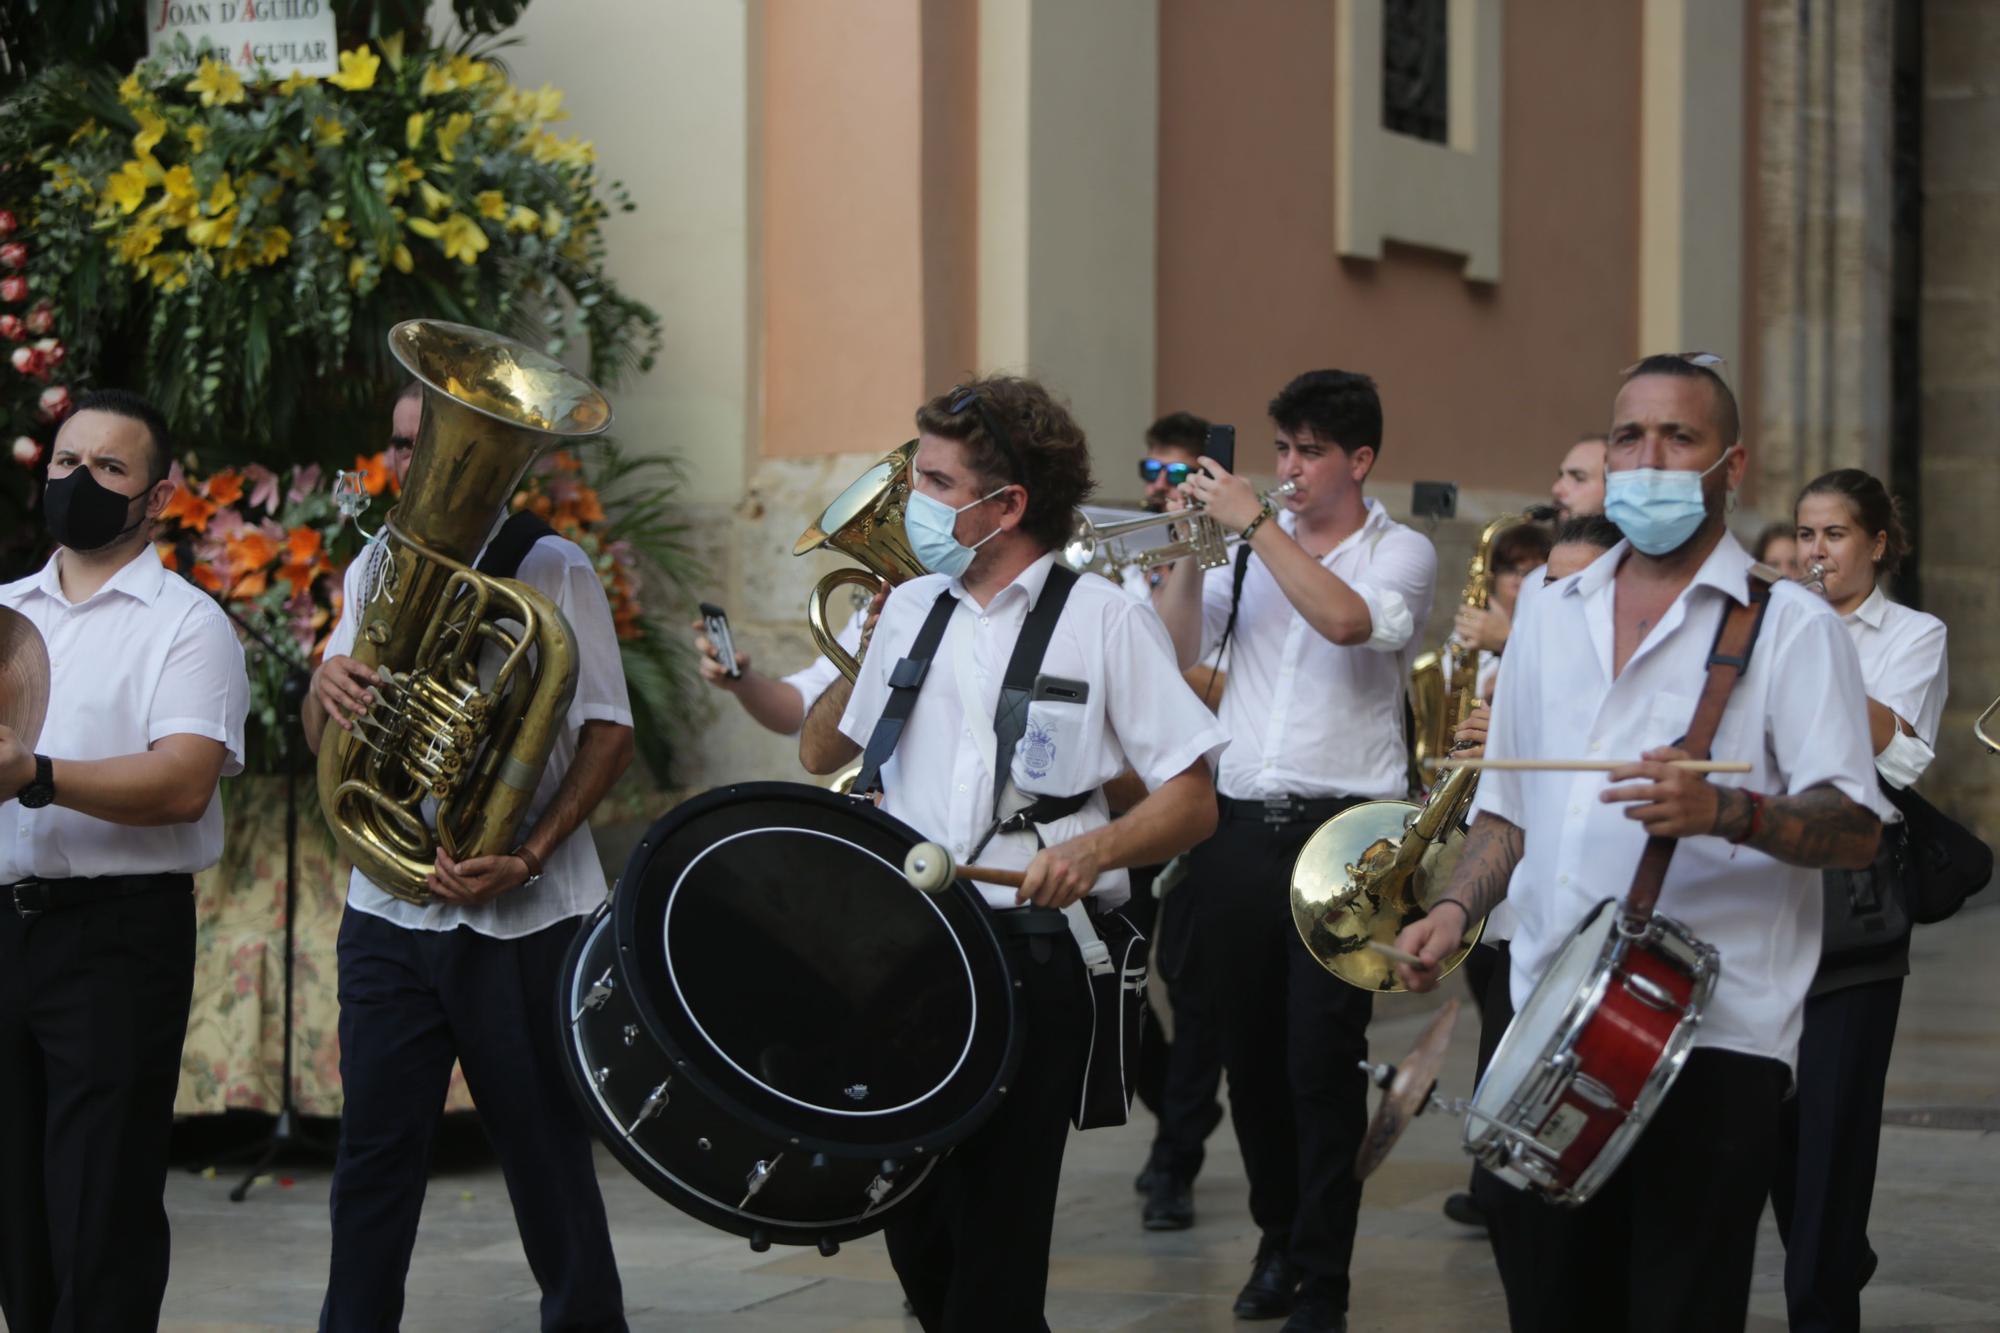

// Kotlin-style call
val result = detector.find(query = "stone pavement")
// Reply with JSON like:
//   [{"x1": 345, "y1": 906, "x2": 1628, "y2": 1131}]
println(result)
[{"x1": 107, "y1": 902, "x2": 2000, "y2": 1330}]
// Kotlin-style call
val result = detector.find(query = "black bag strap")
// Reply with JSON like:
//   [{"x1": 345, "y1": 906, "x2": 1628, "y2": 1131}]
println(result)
[
  {"x1": 474, "y1": 511, "x2": 558, "y2": 581},
  {"x1": 1202, "y1": 542, "x2": 1254, "y2": 707},
  {"x1": 852, "y1": 587, "x2": 959, "y2": 796},
  {"x1": 1622, "y1": 574, "x2": 1773, "y2": 927},
  {"x1": 968, "y1": 564, "x2": 1088, "y2": 859}
]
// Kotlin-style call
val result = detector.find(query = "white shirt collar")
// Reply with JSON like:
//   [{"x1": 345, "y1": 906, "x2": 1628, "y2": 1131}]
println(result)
[
  {"x1": 1845, "y1": 584, "x2": 1890, "y2": 629},
  {"x1": 30, "y1": 543, "x2": 168, "y2": 608},
  {"x1": 1278, "y1": 495, "x2": 1390, "y2": 560},
  {"x1": 948, "y1": 549, "x2": 1061, "y2": 609},
  {"x1": 1570, "y1": 531, "x2": 1758, "y2": 607}
]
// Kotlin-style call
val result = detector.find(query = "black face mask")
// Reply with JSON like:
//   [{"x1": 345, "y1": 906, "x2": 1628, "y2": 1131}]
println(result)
[{"x1": 44, "y1": 466, "x2": 150, "y2": 553}]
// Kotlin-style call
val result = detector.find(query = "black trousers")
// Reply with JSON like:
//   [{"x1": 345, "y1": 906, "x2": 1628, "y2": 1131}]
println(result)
[
  {"x1": 1476, "y1": 1048, "x2": 1789, "y2": 1332},
  {"x1": 1144, "y1": 869, "x2": 1225, "y2": 1182},
  {"x1": 1770, "y1": 976, "x2": 1905, "y2": 1333},
  {"x1": 1461, "y1": 939, "x2": 1515, "y2": 1194},
  {"x1": 1186, "y1": 810, "x2": 1373, "y2": 1310},
  {"x1": 0, "y1": 884, "x2": 195, "y2": 1333},
  {"x1": 885, "y1": 928, "x2": 1090, "y2": 1332},
  {"x1": 320, "y1": 909, "x2": 625, "y2": 1333}
]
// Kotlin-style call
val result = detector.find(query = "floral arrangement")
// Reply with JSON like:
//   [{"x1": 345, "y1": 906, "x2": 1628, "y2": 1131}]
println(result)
[
  {"x1": 12, "y1": 33, "x2": 659, "y2": 463},
  {"x1": 153, "y1": 440, "x2": 698, "y2": 778}
]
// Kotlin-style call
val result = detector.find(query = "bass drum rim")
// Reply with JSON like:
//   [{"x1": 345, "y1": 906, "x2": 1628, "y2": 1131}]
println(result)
[
  {"x1": 609, "y1": 781, "x2": 1023, "y2": 1161},
  {"x1": 556, "y1": 908, "x2": 945, "y2": 1247}
]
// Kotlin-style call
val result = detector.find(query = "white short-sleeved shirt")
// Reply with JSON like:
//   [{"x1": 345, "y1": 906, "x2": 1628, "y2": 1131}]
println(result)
[
  {"x1": 1472, "y1": 534, "x2": 1889, "y2": 1070},
  {"x1": 1198, "y1": 499, "x2": 1437, "y2": 800},
  {"x1": 1, "y1": 546, "x2": 248, "y2": 880},
  {"x1": 1840, "y1": 586, "x2": 1947, "y2": 791},
  {"x1": 778, "y1": 606, "x2": 865, "y2": 733},
  {"x1": 839, "y1": 552, "x2": 1229, "y2": 909},
  {"x1": 325, "y1": 528, "x2": 634, "y2": 938}
]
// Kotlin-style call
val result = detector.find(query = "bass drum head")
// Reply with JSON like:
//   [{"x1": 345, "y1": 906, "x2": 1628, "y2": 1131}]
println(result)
[
  {"x1": 560, "y1": 907, "x2": 941, "y2": 1247},
  {"x1": 613, "y1": 782, "x2": 1021, "y2": 1160}
]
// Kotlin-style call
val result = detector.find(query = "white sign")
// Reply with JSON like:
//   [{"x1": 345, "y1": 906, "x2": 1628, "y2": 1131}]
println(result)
[{"x1": 147, "y1": 0, "x2": 340, "y2": 79}]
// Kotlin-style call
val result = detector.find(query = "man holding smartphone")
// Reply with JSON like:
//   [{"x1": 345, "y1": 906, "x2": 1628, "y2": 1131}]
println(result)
[
  {"x1": 1155, "y1": 370, "x2": 1438, "y2": 1333},
  {"x1": 801, "y1": 375, "x2": 1226, "y2": 1332}
]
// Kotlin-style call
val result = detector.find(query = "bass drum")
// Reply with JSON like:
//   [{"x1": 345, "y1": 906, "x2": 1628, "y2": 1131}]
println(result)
[{"x1": 558, "y1": 781, "x2": 1021, "y2": 1253}]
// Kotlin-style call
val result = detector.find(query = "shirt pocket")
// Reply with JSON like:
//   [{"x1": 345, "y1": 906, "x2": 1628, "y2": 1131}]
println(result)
[
  {"x1": 1012, "y1": 699, "x2": 1090, "y2": 797},
  {"x1": 1639, "y1": 691, "x2": 1697, "y2": 752}
]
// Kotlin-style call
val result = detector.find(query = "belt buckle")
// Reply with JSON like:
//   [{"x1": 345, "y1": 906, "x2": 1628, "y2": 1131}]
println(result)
[
  {"x1": 1260, "y1": 798, "x2": 1298, "y2": 826},
  {"x1": 10, "y1": 880, "x2": 46, "y2": 920}
]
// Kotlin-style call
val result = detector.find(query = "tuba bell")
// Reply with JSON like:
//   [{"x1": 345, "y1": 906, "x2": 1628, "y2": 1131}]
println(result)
[
  {"x1": 794, "y1": 440, "x2": 929, "y2": 682},
  {"x1": 316, "y1": 319, "x2": 612, "y2": 904}
]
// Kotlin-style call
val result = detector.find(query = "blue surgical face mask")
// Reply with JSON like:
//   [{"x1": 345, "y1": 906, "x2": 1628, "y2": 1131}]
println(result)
[
  {"x1": 1603, "y1": 447, "x2": 1736, "y2": 556},
  {"x1": 905, "y1": 484, "x2": 1009, "y2": 578}
]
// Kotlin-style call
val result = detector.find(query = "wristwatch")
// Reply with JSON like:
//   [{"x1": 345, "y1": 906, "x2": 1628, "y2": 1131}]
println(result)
[
  {"x1": 510, "y1": 843, "x2": 545, "y2": 888},
  {"x1": 16, "y1": 754, "x2": 54, "y2": 809}
]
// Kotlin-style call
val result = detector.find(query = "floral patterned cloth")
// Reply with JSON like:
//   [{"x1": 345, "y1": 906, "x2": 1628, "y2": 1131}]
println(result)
[{"x1": 175, "y1": 776, "x2": 473, "y2": 1117}]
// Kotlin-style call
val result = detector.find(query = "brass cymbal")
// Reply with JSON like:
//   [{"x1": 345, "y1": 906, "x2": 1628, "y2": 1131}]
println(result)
[
  {"x1": 0, "y1": 606, "x2": 50, "y2": 751},
  {"x1": 1355, "y1": 998, "x2": 1459, "y2": 1181},
  {"x1": 1290, "y1": 799, "x2": 1477, "y2": 992}
]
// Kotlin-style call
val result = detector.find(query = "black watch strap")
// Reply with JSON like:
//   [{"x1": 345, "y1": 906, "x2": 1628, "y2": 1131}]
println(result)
[{"x1": 18, "y1": 754, "x2": 54, "y2": 809}]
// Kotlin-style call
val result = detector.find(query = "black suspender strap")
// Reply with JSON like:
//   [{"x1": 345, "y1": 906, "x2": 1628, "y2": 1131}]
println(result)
[
  {"x1": 969, "y1": 565, "x2": 1089, "y2": 858},
  {"x1": 1202, "y1": 542, "x2": 1254, "y2": 706},
  {"x1": 851, "y1": 587, "x2": 960, "y2": 796},
  {"x1": 474, "y1": 511, "x2": 559, "y2": 581}
]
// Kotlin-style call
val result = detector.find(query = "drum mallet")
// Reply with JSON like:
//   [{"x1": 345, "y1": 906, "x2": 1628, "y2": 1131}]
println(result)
[{"x1": 903, "y1": 842, "x2": 1025, "y2": 894}]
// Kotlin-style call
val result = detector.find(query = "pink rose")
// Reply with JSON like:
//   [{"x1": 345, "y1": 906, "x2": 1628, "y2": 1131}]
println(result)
[
  {"x1": 0, "y1": 211, "x2": 16, "y2": 238},
  {"x1": 11, "y1": 436, "x2": 41, "y2": 467},
  {"x1": 0, "y1": 276, "x2": 26, "y2": 304},
  {"x1": 23, "y1": 302, "x2": 53, "y2": 335},
  {"x1": 9, "y1": 345, "x2": 40, "y2": 376},
  {"x1": 0, "y1": 242, "x2": 24, "y2": 270},
  {"x1": 37, "y1": 385, "x2": 72, "y2": 422},
  {"x1": 33, "y1": 337, "x2": 63, "y2": 368},
  {"x1": 0, "y1": 316, "x2": 21, "y2": 342}
]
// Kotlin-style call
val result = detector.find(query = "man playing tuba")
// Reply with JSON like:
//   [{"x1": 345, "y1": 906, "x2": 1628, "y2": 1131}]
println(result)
[{"x1": 304, "y1": 378, "x2": 635, "y2": 1333}]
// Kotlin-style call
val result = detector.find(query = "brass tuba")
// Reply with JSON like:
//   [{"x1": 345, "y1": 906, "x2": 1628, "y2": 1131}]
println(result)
[
  {"x1": 317, "y1": 320, "x2": 612, "y2": 904},
  {"x1": 794, "y1": 440, "x2": 928, "y2": 681}
]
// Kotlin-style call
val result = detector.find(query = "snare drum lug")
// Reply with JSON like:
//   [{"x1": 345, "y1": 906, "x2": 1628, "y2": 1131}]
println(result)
[
  {"x1": 818, "y1": 1235, "x2": 840, "y2": 1257},
  {"x1": 748, "y1": 1228, "x2": 771, "y2": 1253},
  {"x1": 1621, "y1": 971, "x2": 1677, "y2": 1011},
  {"x1": 1570, "y1": 1072, "x2": 1627, "y2": 1114},
  {"x1": 740, "y1": 1154, "x2": 783, "y2": 1208},
  {"x1": 576, "y1": 967, "x2": 616, "y2": 1018},
  {"x1": 623, "y1": 1080, "x2": 671, "y2": 1135},
  {"x1": 591, "y1": 1066, "x2": 611, "y2": 1088},
  {"x1": 622, "y1": 1023, "x2": 640, "y2": 1048}
]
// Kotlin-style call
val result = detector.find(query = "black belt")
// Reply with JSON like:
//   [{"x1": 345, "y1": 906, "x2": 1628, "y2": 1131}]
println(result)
[
  {"x1": 1217, "y1": 794, "x2": 1356, "y2": 826},
  {"x1": 5, "y1": 873, "x2": 194, "y2": 920},
  {"x1": 986, "y1": 900, "x2": 1109, "y2": 937}
]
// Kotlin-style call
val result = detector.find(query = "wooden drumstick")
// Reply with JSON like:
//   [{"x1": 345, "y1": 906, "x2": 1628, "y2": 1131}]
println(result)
[
  {"x1": 1431, "y1": 758, "x2": 1752, "y2": 774},
  {"x1": 903, "y1": 842, "x2": 1026, "y2": 894},
  {"x1": 1367, "y1": 940, "x2": 1425, "y2": 967}
]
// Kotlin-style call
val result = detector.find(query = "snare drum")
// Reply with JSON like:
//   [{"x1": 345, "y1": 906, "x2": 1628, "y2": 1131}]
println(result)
[
  {"x1": 1464, "y1": 898, "x2": 1718, "y2": 1205},
  {"x1": 558, "y1": 782, "x2": 1022, "y2": 1252}
]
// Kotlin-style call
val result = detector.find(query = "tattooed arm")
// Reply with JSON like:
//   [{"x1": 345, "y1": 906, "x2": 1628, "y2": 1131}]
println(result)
[
  {"x1": 1601, "y1": 745, "x2": 1880, "y2": 871},
  {"x1": 1391, "y1": 812, "x2": 1525, "y2": 992}
]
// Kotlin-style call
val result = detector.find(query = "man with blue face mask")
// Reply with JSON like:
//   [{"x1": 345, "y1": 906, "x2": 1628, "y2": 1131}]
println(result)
[
  {"x1": 1392, "y1": 354, "x2": 1889, "y2": 1332},
  {"x1": 0, "y1": 390, "x2": 250, "y2": 1333},
  {"x1": 800, "y1": 375, "x2": 1227, "y2": 1332}
]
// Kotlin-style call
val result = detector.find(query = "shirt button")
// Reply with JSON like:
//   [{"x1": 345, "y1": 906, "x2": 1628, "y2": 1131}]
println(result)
[
  {"x1": 1588, "y1": 740, "x2": 1602, "y2": 754},
  {"x1": 1558, "y1": 874, "x2": 1570, "y2": 885},
  {"x1": 1569, "y1": 804, "x2": 1582, "y2": 816},
  {"x1": 957, "y1": 784, "x2": 967, "y2": 793}
]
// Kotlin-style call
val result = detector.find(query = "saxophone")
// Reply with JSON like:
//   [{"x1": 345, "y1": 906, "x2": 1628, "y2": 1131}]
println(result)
[{"x1": 316, "y1": 320, "x2": 612, "y2": 903}]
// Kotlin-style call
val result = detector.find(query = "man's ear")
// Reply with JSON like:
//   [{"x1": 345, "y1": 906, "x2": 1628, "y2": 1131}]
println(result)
[
  {"x1": 999, "y1": 482, "x2": 1029, "y2": 532},
  {"x1": 1347, "y1": 445, "x2": 1376, "y2": 483},
  {"x1": 145, "y1": 475, "x2": 175, "y2": 519}
]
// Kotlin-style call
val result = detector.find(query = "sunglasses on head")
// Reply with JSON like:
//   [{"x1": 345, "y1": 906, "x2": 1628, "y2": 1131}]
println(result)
[
  {"x1": 947, "y1": 386, "x2": 1023, "y2": 483},
  {"x1": 1138, "y1": 459, "x2": 1193, "y2": 486}
]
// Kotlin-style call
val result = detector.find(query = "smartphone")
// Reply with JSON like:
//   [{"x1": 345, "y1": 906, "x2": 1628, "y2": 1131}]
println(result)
[
  {"x1": 1411, "y1": 481, "x2": 1458, "y2": 520},
  {"x1": 1032, "y1": 674, "x2": 1090, "y2": 705},
  {"x1": 1202, "y1": 423, "x2": 1236, "y2": 477},
  {"x1": 699, "y1": 602, "x2": 743, "y2": 679}
]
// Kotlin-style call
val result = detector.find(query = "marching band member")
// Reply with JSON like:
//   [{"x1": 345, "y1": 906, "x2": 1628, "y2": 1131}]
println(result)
[
  {"x1": 1550, "y1": 433, "x2": 1607, "y2": 522},
  {"x1": 305, "y1": 386, "x2": 633, "y2": 1332},
  {"x1": 1395, "y1": 354, "x2": 1886, "y2": 1332},
  {"x1": 800, "y1": 376, "x2": 1226, "y2": 1332},
  {"x1": 1773, "y1": 467, "x2": 1948, "y2": 1333},
  {"x1": 691, "y1": 602, "x2": 869, "y2": 739},
  {"x1": 1155, "y1": 369, "x2": 1438, "y2": 1333},
  {"x1": 0, "y1": 391, "x2": 249, "y2": 1333}
]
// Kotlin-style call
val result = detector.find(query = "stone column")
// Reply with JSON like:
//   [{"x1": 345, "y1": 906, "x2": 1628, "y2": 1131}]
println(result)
[{"x1": 1920, "y1": 0, "x2": 2000, "y2": 840}]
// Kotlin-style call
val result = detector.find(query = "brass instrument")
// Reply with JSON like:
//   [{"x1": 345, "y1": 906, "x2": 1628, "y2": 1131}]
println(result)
[
  {"x1": 317, "y1": 320, "x2": 611, "y2": 904},
  {"x1": 1290, "y1": 763, "x2": 1484, "y2": 991},
  {"x1": 1802, "y1": 562, "x2": 1827, "y2": 595},
  {"x1": 1062, "y1": 481, "x2": 1297, "y2": 580},
  {"x1": 795, "y1": 440, "x2": 928, "y2": 682},
  {"x1": 1977, "y1": 696, "x2": 2000, "y2": 753},
  {"x1": 1408, "y1": 509, "x2": 1531, "y2": 787},
  {"x1": 0, "y1": 606, "x2": 50, "y2": 751}
]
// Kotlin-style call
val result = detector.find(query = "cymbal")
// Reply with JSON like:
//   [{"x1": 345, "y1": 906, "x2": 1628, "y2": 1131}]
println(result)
[
  {"x1": 0, "y1": 606, "x2": 49, "y2": 751},
  {"x1": 1355, "y1": 997, "x2": 1459, "y2": 1181}
]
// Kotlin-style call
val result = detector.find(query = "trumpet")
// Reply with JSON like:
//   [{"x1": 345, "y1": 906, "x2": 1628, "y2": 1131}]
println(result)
[
  {"x1": 1063, "y1": 481, "x2": 1298, "y2": 579},
  {"x1": 1802, "y1": 562, "x2": 1827, "y2": 595}
]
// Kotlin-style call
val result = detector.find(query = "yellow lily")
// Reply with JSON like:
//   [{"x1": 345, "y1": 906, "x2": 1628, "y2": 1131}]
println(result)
[
  {"x1": 312, "y1": 115, "x2": 347, "y2": 148},
  {"x1": 406, "y1": 112, "x2": 427, "y2": 151},
  {"x1": 113, "y1": 222, "x2": 164, "y2": 264},
  {"x1": 133, "y1": 107, "x2": 167, "y2": 156},
  {"x1": 104, "y1": 160, "x2": 152, "y2": 214},
  {"x1": 434, "y1": 112, "x2": 473, "y2": 163},
  {"x1": 277, "y1": 70, "x2": 317, "y2": 96},
  {"x1": 322, "y1": 218, "x2": 354, "y2": 250},
  {"x1": 328, "y1": 46, "x2": 381, "y2": 93},
  {"x1": 185, "y1": 58, "x2": 245, "y2": 108},
  {"x1": 417, "y1": 181, "x2": 453, "y2": 216},
  {"x1": 474, "y1": 190, "x2": 509, "y2": 222},
  {"x1": 347, "y1": 255, "x2": 369, "y2": 289},
  {"x1": 436, "y1": 213, "x2": 489, "y2": 265},
  {"x1": 381, "y1": 159, "x2": 424, "y2": 202},
  {"x1": 392, "y1": 244, "x2": 414, "y2": 273},
  {"x1": 187, "y1": 124, "x2": 210, "y2": 153}
]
